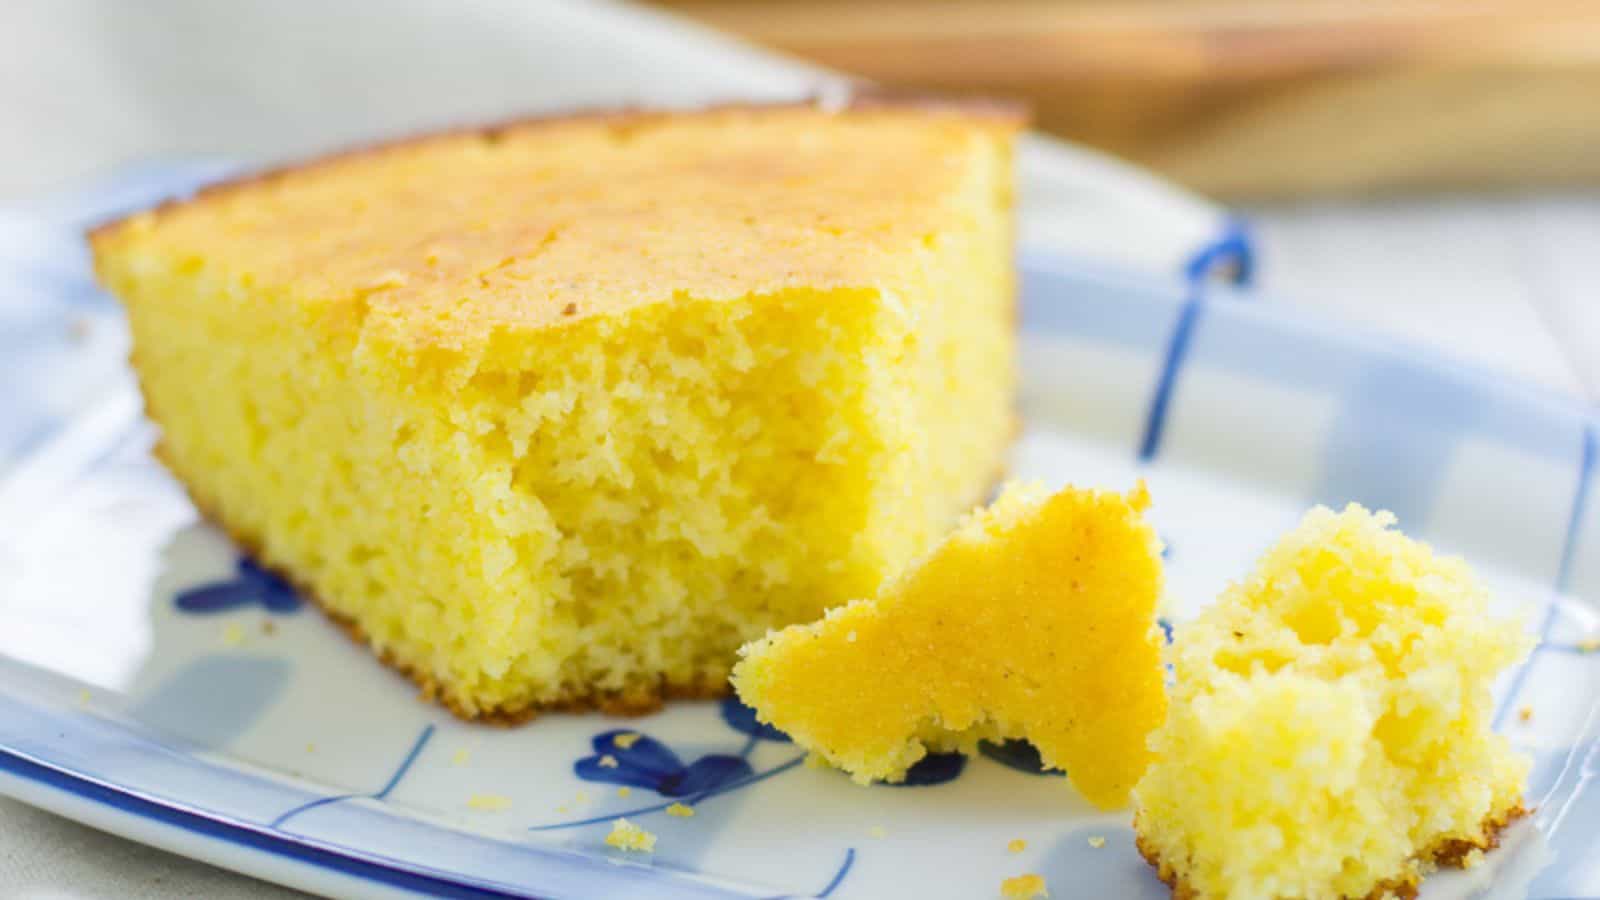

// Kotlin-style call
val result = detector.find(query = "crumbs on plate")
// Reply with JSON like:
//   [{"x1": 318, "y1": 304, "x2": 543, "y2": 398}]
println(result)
[
  {"x1": 467, "y1": 793, "x2": 512, "y2": 811},
  {"x1": 1000, "y1": 873, "x2": 1048, "y2": 898},
  {"x1": 605, "y1": 818, "x2": 656, "y2": 853}
]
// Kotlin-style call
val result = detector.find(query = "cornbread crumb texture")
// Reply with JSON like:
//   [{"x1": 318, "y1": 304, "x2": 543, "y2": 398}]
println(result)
[
  {"x1": 1000, "y1": 873, "x2": 1048, "y2": 898},
  {"x1": 450, "y1": 748, "x2": 471, "y2": 766},
  {"x1": 666, "y1": 802, "x2": 695, "y2": 818},
  {"x1": 1007, "y1": 838, "x2": 1027, "y2": 854},
  {"x1": 1133, "y1": 504, "x2": 1533, "y2": 900},
  {"x1": 95, "y1": 104, "x2": 1019, "y2": 720},
  {"x1": 605, "y1": 818, "x2": 657, "y2": 853},
  {"x1": 1087, "y1": 836, "x2": 1105, "y2": 849},
  {"x1": 616, "y1": 786, "x2": 631, "y2": 798},
  {"x1": 733, "y1": 482, "x2": 1167, "y2": 810}
]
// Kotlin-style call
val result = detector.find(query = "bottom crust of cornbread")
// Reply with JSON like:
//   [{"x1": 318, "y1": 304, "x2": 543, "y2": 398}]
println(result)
[
  {"x1": 171, "y1": 441, "x2": 1011, "y2": 723},
  {"x1": 173, "y1": 458, "x2": 725, "y2": 722},
  {"x1": 1134, "y1": 805, "x2": 1527, "y2": 900}
]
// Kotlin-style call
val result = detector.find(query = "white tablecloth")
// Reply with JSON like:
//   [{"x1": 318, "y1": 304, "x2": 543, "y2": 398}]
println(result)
[{"x1": 2, "y1": 1, "x2": 1595, "y2": 897}]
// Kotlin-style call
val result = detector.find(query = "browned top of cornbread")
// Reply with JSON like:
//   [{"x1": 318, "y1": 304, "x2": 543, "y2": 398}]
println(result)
[{"x1": 92, "y1": 97, "x2": 1022, "y2": 354}]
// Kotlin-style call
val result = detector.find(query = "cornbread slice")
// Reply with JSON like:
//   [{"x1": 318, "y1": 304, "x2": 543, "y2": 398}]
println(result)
[
  {"x1": 1134, "y1": 505, "x2": 1532, "y2": 900},
  {"x1": 732, "y1": 482, "x2": 1167, "y2": 810},
  {"x1": 92, "y1": 101, "x2": 1021, "y2": 720}
]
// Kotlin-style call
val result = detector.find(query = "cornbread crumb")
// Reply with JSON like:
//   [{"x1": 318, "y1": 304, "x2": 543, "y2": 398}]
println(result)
[
  {"x1": 451, "y1": 748, "x2": 471, "y2": 766},
  {"x1": 1133, "y1": 505, "x2": 1532, "y2": 900},
  {"x1": 613, "y1": 733, "x2": 642, "y2": 749},
  {"x1": 94, "y1": 104, "x2": 1020, "y2": 721},
  {"x1": 869, "y1": 825, "x2": 887, "y2": 839},
  {"x1": 733, "y1": 482, "x2": 1166, "y2": 810},
  {"x1": 304, "y1": 743, "x2": 315, "y2": 754},
  {"x1": 1462, "y1": 848, "x2": 1486, "y2": 869},
  {"x1": 666, "y1": 802, "x2": 695, "y2": 817},
  {"x1": 1007, "y1": 839, "x2": 1026, "y2": 854},
  {"x1": 605, "y1": 818, "x2": 656, "y2": 853},
  {"x1": 1087, "y1": 836, "x2": 1105, "y2": 849},
  {"x1": 616, "y1": 787, "x2": 632, "y2": 798},
  {"x1": 76, "y1": 689, "x2": 91, "y2": 707},
  {"x1": 556, "y1": 805, "x2": 570, "y2": 814},
  {"x1": 1519, "y1": 706, "x2": 1534, "y2": 723},
  {"x1": 467, "y1": 793, "x2": 512, "y2": 811},
  {"x1": 574, "y1": 791, "x2": 591, "y2": 805},
  {"x1": 221, "y1": 623, "x2": 246, "y2": 647},
  {"x1": 1000, "y1": 873, "x2": 1048, "y2": 898},
  {"x1": 261, "y1": 620, "x2": 276, "y2": 636},
  {"x1": 598, "y1": 754, "x2": 619, "y2": 769}
]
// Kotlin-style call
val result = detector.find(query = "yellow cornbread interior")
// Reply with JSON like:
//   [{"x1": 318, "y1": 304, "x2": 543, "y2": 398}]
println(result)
[
  {"x1": 1133, "y1": 505, "x2": 1532, "y2": 900},
  {"x1": 92, "y1": 105, "x2": 1018, "y2": 718},
  {"x1": 732, "y1": 482, "x2": 1168, "y2": 810}
]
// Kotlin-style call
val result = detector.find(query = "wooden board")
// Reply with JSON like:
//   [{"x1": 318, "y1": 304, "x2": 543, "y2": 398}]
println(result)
[{"x1": 655, "y1": 0, "x2": 1600, "y2": 199}]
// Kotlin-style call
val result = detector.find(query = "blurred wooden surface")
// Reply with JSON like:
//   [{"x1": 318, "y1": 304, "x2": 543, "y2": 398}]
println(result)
[{"x1": 657, "y1": 0, "x2": 1600, "y2": 199}]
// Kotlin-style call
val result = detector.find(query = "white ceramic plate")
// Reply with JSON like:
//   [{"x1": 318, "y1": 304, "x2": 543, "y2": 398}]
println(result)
[{"x1": 0, "y1": 167, "x2": 1596, "y2": 900}]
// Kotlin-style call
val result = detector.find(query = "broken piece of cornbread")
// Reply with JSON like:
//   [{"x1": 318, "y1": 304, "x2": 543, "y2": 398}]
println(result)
[
  {"x1": 91, "y1": 101, "x2": 1021, "y2": 720},
  {"x1": 1134, "y1": 505, "x2": 1532, "y2": 900},
  {"x1": 733, "y1": 482, "x2": 1167, "y2": 809}
]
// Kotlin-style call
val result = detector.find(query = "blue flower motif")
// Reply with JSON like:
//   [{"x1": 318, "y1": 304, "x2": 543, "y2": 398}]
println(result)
[
  {"x1": 720, "y1": 695, "x2": 791, "y2": 742},
  {"x1": 175, "y1": 557, "x2": 302, "y2": 615},
  {"x1": 885, "y1": 751, "x2": 966, "y2": 786},
  {"x1": 979, "y1": 739, "x2": 1064, "y2": 777},
  {"x1": 575, "y1": 730, "x2": 752, "y2": 797},
  {"x1": 722, "y1": 696, "x2": 963, "y2": 786}
]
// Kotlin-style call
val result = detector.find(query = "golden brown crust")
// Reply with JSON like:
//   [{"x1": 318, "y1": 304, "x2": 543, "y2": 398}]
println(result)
[
  {"x1": 87, "y1": 91, "x2": 1026, "y2": 243},
  {"x1": 1135, "y1": 805, "x2": 1527, "y2": 900}
]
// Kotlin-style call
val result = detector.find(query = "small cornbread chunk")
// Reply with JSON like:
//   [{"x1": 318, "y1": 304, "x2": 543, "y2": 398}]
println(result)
[
  {"x1": 1000, "y1": 873, "x2": 1049, "y2": 898},
  {"x1": 733, "y1": 482, "x2": 1167, "y2": 809},
  {"x1": 92, "y1": 101, "x2": 1020, "y2": 721},
  {"x1": 604, "y1": 818, "x2": 656, "y2": 853},
  {"x1": 1134, "y1": 505, "x2": 1532, "y2": 900}
]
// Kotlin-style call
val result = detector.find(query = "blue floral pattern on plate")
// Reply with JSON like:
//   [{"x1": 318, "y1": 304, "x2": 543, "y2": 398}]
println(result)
[
  {"x1": 174, "y1": 557, "x2": 302, "y2": 615},
  {"x1": 576, "y1": 730, "x2": 753, "y2": 797}
]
